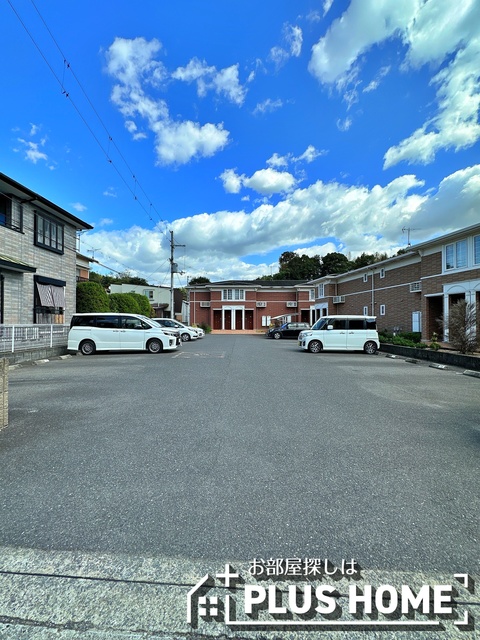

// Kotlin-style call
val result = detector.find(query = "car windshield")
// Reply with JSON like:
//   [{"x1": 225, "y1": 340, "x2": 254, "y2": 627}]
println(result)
[{"x1": 311, "y1": 318, "x2": 328, "y2": 330}]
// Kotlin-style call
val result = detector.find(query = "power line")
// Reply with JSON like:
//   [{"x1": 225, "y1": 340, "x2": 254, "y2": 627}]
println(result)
[{"x1": 7, "y1": 0, "x2": 171, "y2": 234}]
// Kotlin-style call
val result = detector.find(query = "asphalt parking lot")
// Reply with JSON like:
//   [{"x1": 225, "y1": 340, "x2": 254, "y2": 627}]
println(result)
[{"x1": 0, "y1": 335, "x2": 479, "y2": 638}]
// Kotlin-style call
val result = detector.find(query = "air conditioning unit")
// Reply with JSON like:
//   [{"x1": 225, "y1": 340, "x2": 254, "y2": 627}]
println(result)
[
  {"x1": 256, "y1": 301, "x2": 267, "y2": 307},
  {"x1": 409, "y1": 282, "x2": 422, "y2": 292},
  {"x1": 199, "y1": 301, "x2": 210, "y2": 307},
  {"x1": 333, "y1": 296, "x2": 345, "y2": 303},
  {"x1": 286, "y1": 301, "x2": 297, "y2": 308}
]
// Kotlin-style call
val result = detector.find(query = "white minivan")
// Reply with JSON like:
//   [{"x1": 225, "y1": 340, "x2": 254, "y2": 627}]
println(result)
[
  {"x1": 68, "y1": 313, "x2": 179, "y2": 355},
  {"x1": 298, "y1": 315, "x2": 379, "y2": 354}
]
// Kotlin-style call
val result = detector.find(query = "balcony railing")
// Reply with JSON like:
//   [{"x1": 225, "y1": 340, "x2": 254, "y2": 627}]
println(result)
[{"x1": 0, "y1": 324, "x2": 69, "y2": 353}]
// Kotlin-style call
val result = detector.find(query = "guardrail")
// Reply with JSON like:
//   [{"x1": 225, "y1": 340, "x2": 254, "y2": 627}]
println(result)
[{"x1": 0, "y1": 325, "x2": 69, "y2": 354}]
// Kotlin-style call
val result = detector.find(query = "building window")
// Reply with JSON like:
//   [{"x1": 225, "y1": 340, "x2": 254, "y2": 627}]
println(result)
[
  {"x1": 379, "y1": 304, "x2": 386, "y2": 316},
  {"x1": 222, "y1": 289, "x2": 245, "y2": 301},
  {"x1": 317, "y1": 284, "x2": 324, "y2": 298},
  {"x1": 380, "y1": 268, "x2": 385, "y2": 278},
  {"x1": 445, "y1": 239, "x2": 467, "y2": 270},
  {"x1": 363, "y1": 273, "x2": 368, "y2": 283},
  {"x1": 363, "y1": 306, "x2": 369, "y2": 315},
  {"x1": 474, "y1": 236, "x2": 480, "y2": 265},
  {"x1": 309, "y1": 288, "x2": 315, "y2": 301},
  {"x1": 144, "y1": 289, "x2": 154, "y2": 300},
  {"x1": 35, "y1": 212, "x2": 64, "y2": 254},
  {"x1": 0, "y1": 194, "x2": 11, "y2": 227}
]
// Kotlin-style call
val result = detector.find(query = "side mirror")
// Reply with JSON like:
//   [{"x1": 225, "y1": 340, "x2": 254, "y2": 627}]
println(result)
[{"x1": 327, "y1": 325, "x2": 333, "y2": 330}]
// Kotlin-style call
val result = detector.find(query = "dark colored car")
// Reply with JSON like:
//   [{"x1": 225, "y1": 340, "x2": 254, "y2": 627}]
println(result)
[{"x1": 266, "y1": 322, "x2": 310, "y2": 339}]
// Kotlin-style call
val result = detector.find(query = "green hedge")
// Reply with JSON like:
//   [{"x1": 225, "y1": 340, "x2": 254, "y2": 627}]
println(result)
[{"x1": 76, "y1": 281, "x2": 110, "y2": 312}]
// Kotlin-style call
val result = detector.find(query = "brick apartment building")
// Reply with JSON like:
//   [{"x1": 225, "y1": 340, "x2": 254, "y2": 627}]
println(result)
[
  {"x1": 189, "y1": 222, "x2": 480, "y2": 342},
  {"x1": 189, "y1": 280, "x2": 312, "y2": 331}
]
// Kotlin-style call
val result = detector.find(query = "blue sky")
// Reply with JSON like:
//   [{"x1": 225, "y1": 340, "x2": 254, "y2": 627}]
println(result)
[{"x1": 1, "y1": 0, "x2": 479, "y2": 286}]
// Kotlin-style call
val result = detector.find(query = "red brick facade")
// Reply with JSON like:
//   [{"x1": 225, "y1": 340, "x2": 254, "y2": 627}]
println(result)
[{"x1": 188, "y1": 223, "x2": 480, "y2": 343}]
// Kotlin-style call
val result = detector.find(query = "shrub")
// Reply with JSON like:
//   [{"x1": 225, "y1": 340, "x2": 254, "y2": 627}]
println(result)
[
  {"x1": 127, "y1": 292, "x2": 153, "y2": 317},
  {"x1": 438, "y1": 300, "x2": 477, "y2": 354},
  {"x1": 397, "y1": 331, "x2": 422, "y2": 343},
  {"x1": 76, "y1": 281, "x2": 110, "y2": 312},
  {"x1": 198, "y1": 322, "x2": 212, "y2": 334},
  {"x1": 109, "y1": 293, "x2": 141, "y2": 314}
]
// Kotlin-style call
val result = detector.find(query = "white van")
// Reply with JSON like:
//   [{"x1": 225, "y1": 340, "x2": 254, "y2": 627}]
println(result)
[
  {"x1": 298, "y1": 315, "x2": 379, "y2": 354},
  {"x1": 68, "y1": 313, "x2": 179, "y2": 355}
]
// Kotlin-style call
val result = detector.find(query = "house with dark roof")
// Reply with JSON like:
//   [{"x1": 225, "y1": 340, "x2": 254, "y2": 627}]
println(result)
[{"x1": 0, "y1": 172, "x2": 93, "y2": 325}]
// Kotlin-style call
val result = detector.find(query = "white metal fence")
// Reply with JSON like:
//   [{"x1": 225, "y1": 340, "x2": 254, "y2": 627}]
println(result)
[{"x1": 0, "y1": 325, "x2": 69, "y2": 353}]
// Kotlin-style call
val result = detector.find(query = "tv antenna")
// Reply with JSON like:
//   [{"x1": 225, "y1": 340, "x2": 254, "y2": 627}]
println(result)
[{"x1": 402, "y1": 227, "x2": 419, "y2": 247}]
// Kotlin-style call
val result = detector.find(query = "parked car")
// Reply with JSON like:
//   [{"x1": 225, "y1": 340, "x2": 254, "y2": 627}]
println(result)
[
  {"x1": 266, "y1": 322, "x2": 311, "y2": 339},
  {"x1": 153, "y1": 318, "x2": 199, "y2": 341},
  {"x1": 68, "y1": 313, "x2": 179, "y2": 355},
  {"x1": 298, "y1": 315, "x2": 379, "y2": 354}
]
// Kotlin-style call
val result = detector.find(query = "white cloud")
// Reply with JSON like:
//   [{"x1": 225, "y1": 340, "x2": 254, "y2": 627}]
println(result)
[
  {"x1": 17, "y1": 138, "x2": 48, "y2": 164},
  {"x1": 269, "y1": 23, "x2": 303, "y2": 68},
  {"x1": 71, "y1": 202, "x2": 87, "y2": 212},
  {"x1": 308, "y1": 0, "x2": 419, "y2": 85},
  {"x1": 244, "y1": 168, "x2": 297, "y2": 195},
  {"x1": 172, "y1": 58, "x2": 247, "y2": 105},
  {"x1": 98, "y1": 218, "x2": 114, "y2": 227},
  {"x1": 293, "y1": 145, "x2": 326, "y2": 163},
  {"x1": 106, "y1": 37, "x2": 231, "y2": 165},
  {"x1": 154, "y1": 120, "x2": 229, "y2": 165},
  {"x1": 103, "y1": 187, "x2": 117, "y2": 198},
  {"x1": 253, "y1": 98, "x2": 283, "y2": 115},
  {"x1": 363, "y1": 65, "x2": 391, "y2": 93},
  {"x1": 220, "y1": 169, "x2": 244, "y2": 194},
  {"x1": 84, "y1": 165, "x2": 480, "y2": 281},
  {"x1": 267, "y1": 152, "x2": 289, "y2": 168},
  {"x1": 220, "y1": 167, "x2": 297, "y2": 195},
  {"x1": 308, "y1": 0, "x2": 480, "y2": 166},
  {"x1": 125, "y1": 120, "x2": 147, "y2": 140},
  {"x1": 336, "y1": 117, "x2": 352, "y2": 132}
]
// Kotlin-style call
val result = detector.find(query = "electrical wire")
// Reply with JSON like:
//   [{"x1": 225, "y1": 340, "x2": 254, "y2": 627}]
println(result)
[{"x1": 6, "y1": 0, "x2": 171, "y2": 236}]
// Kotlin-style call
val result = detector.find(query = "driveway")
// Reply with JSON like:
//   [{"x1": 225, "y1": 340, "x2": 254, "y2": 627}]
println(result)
[{"x1": 0, "y1": 335, "x2": 478, "y2": 638}]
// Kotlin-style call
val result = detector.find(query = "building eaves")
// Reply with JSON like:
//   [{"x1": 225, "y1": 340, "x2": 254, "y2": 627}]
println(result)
[{"x1": 0, "y1": 172, "x2": 93, "y2": 231}]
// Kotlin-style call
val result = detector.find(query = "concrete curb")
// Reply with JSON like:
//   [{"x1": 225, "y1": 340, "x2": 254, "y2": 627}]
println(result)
[{"x1": 0, "y1": 546, "x2": 477, "y2": 639}]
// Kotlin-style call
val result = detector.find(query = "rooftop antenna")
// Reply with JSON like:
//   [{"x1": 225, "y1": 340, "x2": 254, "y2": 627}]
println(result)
[{"x1": 402, "y1": 227, "x2": 419, "y2": 247}]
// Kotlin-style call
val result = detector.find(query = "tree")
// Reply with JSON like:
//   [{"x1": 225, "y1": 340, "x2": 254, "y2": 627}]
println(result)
[
  {"x1": 189, "y1": 276, "x2": 211, "y2": 285},
  {"x1": 76, "y1": 281, "x2": 110, "y2": 312},
  {"x1": 439, "y1": 300, "x2": 477, "y2": 354},
  {"x1": 320, "y1": 252, "x2": 351, "y2": 276},
  {"x1": 350, "y1": 252, "x2": 388, "y2": 270},
  {"x1": 273, "y1": 252, "x2": 323, "y2": 280}
]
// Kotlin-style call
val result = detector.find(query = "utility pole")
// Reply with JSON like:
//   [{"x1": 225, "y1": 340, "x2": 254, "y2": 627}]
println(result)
[{"x1": 169, "y1": 230, "x2": 185, "y2": 319}]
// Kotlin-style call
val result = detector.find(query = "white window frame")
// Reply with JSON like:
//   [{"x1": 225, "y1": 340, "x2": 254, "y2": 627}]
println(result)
[
  {"x1": 317, "y1": 284, "x2": 325, "y2": 298},
  {"x1": 445, "y1": 239, "x2": 467, "y2": 270},
  {"x1": 222, "y1": 289, "x2": 245, "y2": 301},
  {"x1": 379, "y1": 304, "x2": 386, "y2": 316},
  {"x1": 474, "y1": 235, "x2": 480, "y2": 265},
  {"x1": 363, "y1": 273, "x2": 368, "y2": 283},
  {"x1": 379, "y1": 268, "x2": 385, "y2": 279},
  {"x1": 309, "y1": 288, "x2": 315, "y2": 301}
]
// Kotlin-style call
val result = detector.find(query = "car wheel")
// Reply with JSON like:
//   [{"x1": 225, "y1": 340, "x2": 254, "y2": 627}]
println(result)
[
  {"x1": 364, "y1": 340, "x2": 377, "y2": 355},
  {"x1": 147, "y1": 338, "x2": 163, "y2": 354},
  {"x1": 181, "y1": 332, "x2": 191, "y2": 342},
  {"x1": 308, "y1": 340, "x2": 322, "y2": 353},
  {"x1": 80, "y1": 340, "x2": 95, "y2": 356},
  {"x1": 273, "y1": 332, "x2": 282, "y2": 340}
]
